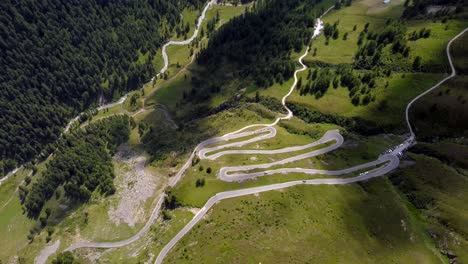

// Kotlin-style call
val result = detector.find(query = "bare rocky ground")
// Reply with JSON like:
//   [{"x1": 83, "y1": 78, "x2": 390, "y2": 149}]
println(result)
[{"x1": 108, "y1": 144, "x2": 157, "y2": 227}]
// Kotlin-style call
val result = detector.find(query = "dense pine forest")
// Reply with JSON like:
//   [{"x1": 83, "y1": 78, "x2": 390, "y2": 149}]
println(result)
[
  {"x1": 0, "y1": 0, "x2": 203, "y2": 176},
  {"x1": 197, "y1": 0, "x2": 324, "y2": 88},
  {"x1": 21, "y1": 115, "x2": 130, "y2": 218}
]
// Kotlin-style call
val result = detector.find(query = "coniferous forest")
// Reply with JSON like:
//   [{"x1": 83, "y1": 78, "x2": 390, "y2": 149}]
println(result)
[
  {"x1": 21, "y1": 115, "x2": 130, "y2": 218},
  {"x1": 0, "y1": 0, "x2": 203, "y2": 176},
  {"x1": 197, "y1": 0, "x2": 323, "y2": 88}
]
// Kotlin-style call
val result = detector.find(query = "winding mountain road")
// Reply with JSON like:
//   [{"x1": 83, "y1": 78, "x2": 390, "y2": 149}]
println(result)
[
  {"x1": 405, "y1": 27, "x2": 468, "y2": 137},
  {"x1": 1, "y1": 0, "x2": 219, "y2": 187},
  {"x1": 153, "y1": 22, "x2": 467, "y2": 261},
  {"x1": 35, "y1": 1, "x2": 467, "y2": 264}
]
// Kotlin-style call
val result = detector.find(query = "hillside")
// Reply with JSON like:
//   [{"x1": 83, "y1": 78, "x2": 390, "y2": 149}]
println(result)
[
  {"x1": 0, "y1": 0, "x2": 203, "y2": 176},
  {"x1": 0, "y1": 0, "x2": 467, "y2": 263},
  {"x1": 0, "y1": 2, "x2": 254, "y2": 262}
]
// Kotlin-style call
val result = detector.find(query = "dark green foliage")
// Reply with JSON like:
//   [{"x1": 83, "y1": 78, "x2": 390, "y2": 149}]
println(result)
[
  {"x1": 355, "y1": 20, "x2": 409, "y2": 70},
  {"x1": 334, "y1": 1, "x2": 341, "y2": 9},
  {"x1": 333, "y1": 78, "x2": 340, "y2": 88},
  {"x1": 47, "y1": 226, "x2": 55, "y2": 236},
  {"x1": 0, "y1": 159, "x2": 18, "y2": 179},
  {"x1": 249, "y1": 96, "x2": 286, "y2": 114},
  {"x1": 324, "y1": 23, "x2": 335, "y2": 37},
  {"x1": 297, "y1": 77, "x2": 303, "y2": 90},
  {"x1": 23, "y1": 116, "x2": 130, "y2": 218},
  {"x1": 305, "y1": 63, "x2": 381, "y2": 106},
  {"x1": 162, "y1": 210, "x2": 172, "y2": 220},
  {"x1": 309, "y1": 70, "x2": 332, "y2": 98},
  {"x1": 351, "y1": 95, "x2": 360, "y2": 106},
  {"x1": 413, "y1": 56, "x2": 422, "y2": 70},
  {"x1": 52, "y1": 252, "x2": 78, "y2": 264},
  {"x1": 164, "y1": 190, "x2": 181, "y2": 209},
  {"x1": 390, "y1": 171, "x2": 435, "y2": 210},
  {"x1": 130, "y1": 94, "x2": 139, "y2": 106},
  {"x1": 195, "y1": 178, "x2": 206, "y2": 187},
  {"x1": 288, "y1": 103, "x2": 388, "y2": 135},
  {"x1": 0, "y1": 0, "x2": 202, "y2": 170},
  {"x1": 24, "y1": 176, "x2": 31, "y2": 186},
  {"x1": 409, "y1": 28, "x2": 431, "y2": 41},
  {"x1": 197, "y1": 0, "x2": 325, "y2": 88},
  {"x1": 18, "y1": 185, "x2": 29, "y2": 204},
  {"x1": 206, "y1": 10, "x2": 221, "y2": 38},
  {"x1": 338, "y1": 65, "x2": 361, "y2": 90},
  {"x1": 402, "y1": 0, "x2": 461, "y2": 18},
  {"x1": 332, "y1": 28, "x2": 339, "y2": 39}
]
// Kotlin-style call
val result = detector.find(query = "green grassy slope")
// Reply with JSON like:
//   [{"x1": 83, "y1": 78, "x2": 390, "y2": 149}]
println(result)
[
  {"x1": 162, "y1": 2, "x2": 468, "y2": 264},
  {"x1": 411, "y1": 32, "x2": 468, "y2": 139},
  {"x1": 251, "y1": 0, "x2": 467, "y2": 131},
  {"x1": 392, "y1": 29, "x2": 468, "y2": 263},
  {"x1": 165, "y1": 179, "x2": 440, "y2": 263},
  {"x1": 391, "y1": 149, "x2": 468, "y2": 262},
  {"x1": 0, "y1": 4, "x2": 251, "y2": 263}
]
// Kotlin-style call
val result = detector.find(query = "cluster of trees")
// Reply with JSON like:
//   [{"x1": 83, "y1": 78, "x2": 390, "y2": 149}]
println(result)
[
  {"x1": 408, "y1": 27, "x2": 432, "y2": 41},
  {"x1": 323, "y1": 21, "x2": 340, "y2": 44},
  {"x1": 0, "y1": 0, "x2": 203, "y2": 175},
  {"x1": 195, "y1": 178, "x2": 206, "y2": 187},
  {"x1": 21, "y1": 116, "x2": 130, "y2": 218},
  {"x1": 298, "y1": 64, "x2": 382, "y2": 106},
  {"x1": 300, "y1": 18, "x2": 429, "y2": 106},
  {"x1": 287, "y1": 103, "x2": 390, "y2": 135},
  {"x1": 206, "y1": 11, "x2": 221, "y2": 38},
  {"x1": 354, "y1": 20, "x2": 409, "y2": 69},
  {"x1": 334, "y1": 0, "x2": 352, "y2": 10},
  {"x1": 164, "y1": 190, "x2": 182, "y2": 210},
  {"x1": 298, "y1": 68, "x2": 336, "y2": 98},
  {"x1": 196, "y1": 0, "x2": 327, "y2": 88},
  {"x1": 402, "y1": 0, "x2": 464, "y2": 18},
  {"x1": 218, "y1": 0, "x2": 255, "y2": 6},
  {"x1": 51, "y1": 252, "x2": 78, "y2": 264}
]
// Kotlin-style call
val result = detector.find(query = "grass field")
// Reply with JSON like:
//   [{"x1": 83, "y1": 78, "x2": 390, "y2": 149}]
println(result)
[
  {"x1": 165, "y1": 178, "x2": 442, "y2": 263},
  {"x1": 144, "y1": 4, "x2": 250, "y2": 113},
  {"x1": 410, "y1": 30, "x2": 468, "y2": 139},
  {"x1": 285, "y1": 0, "x2": 468, "y2": 131},
  {"x1": 0, "y1": 168, "x2": 38, "y2": 262},
  {"x1": 411, "y1": 75, "x2": 468, "y2": 138},
  {"x1": 156, "y1": 3, "x2": 466, "y2": 263},
  {"x1": 170, "y1": 115, "x2": 403, "y2": 208},
  {"x1": 291, "y1": 72, "x2": 443, "y2": 127},
  {"x1": 0, "y1": 2, "x2": 312, "y2": 263},
  {"x1": 451, "y1": 31, "x2": 468, "y2": 73},
  {"x1": 250, "y1": 65, "x2": 444, "y2": 129},
  {"x1": 173, "y1": 7, "x2": 201, "y2": 41},
  {"x1": 390, "y1": 148, "x2": 468, "y2": 262},
  {"x1": 406, "y1": 19, "x2": 468, "y2": 73},
  {"x1": 76, "y1": 208, "x2": 194, "y2": 264},
  {"x1": 1, "y1": 1, "x2": 465, "y2": 263},
  {"x1": 305, "y1": 0, "x2": 405, "y2": 65}
]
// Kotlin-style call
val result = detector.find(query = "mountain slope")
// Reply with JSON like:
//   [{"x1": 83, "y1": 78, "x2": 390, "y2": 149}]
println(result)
[{"x1": 0, "y1": 0, "x2": 203, "y2": 175}]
